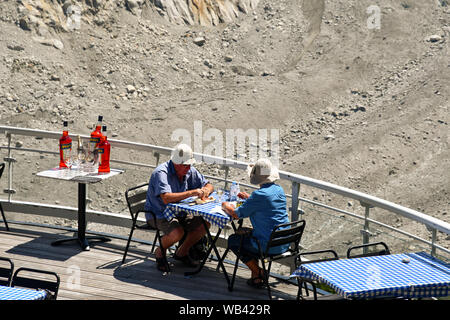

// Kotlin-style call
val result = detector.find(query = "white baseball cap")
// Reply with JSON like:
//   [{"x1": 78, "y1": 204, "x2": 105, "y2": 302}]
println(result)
[{"x1": 171, "y1": 143, "x2": 196, "y2": 165}]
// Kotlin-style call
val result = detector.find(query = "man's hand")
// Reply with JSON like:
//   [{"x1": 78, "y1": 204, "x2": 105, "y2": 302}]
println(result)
[
  {"x1": 200, "y1": 183, "x2": 214, "y2": 200},
  {"x1": 192, "y1": 188, "x2": 204, "y2": 198},
  {"x1": 160, "y1": 189, "x2": 203, "y2": 204},
  {"x1": 160, "y1": 183, "x2": 214, "y2": 204}
]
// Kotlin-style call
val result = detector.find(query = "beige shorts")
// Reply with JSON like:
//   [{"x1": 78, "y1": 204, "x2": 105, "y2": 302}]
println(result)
[{"x1": 147, "y1": 214, "x2": 204, "y2": 236}]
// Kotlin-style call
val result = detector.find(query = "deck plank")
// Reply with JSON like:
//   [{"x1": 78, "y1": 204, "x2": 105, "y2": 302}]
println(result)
[{"x1": 0, "y1": 224, "x2": 298, "y2": 300}]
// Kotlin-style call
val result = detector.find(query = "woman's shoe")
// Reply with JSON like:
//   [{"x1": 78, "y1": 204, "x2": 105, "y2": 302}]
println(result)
[{"x1": 246, "y1": 269, "x2": 267, "y2": 289}]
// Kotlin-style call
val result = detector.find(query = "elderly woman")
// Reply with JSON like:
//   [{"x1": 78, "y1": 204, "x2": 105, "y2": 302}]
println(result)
[{"x1": 222, "y1": 158, "x2": 289, "y2": 288}]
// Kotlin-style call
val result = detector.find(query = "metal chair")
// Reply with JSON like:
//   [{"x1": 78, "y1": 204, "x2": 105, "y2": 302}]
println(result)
[
  {"x1": 0, "y1": 257, "x2": 14, "y2": 286},
  {"x1": 346, "y1": 242, "x2": 390, "y2": 259},
  {"x1": 122, "y1": 183, "x2": 164, "y2": 267},
  {"x1": 228, "y1": 220, "x2": 306, "y2": 300},
  {"x1": 0, "y1": 163, "x2": 9, "y2": 231},
  {"x1": 295, "y1": 249, "x2": 340, "y2": 300},
  {"x1": 12, "y1": 267, "x2": 60, "y2": 300}
]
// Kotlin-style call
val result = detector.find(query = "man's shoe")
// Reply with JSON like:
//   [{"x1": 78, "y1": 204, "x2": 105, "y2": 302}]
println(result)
[{"x1": 174, "y1": 252, "x2": 199, "y2": 268}]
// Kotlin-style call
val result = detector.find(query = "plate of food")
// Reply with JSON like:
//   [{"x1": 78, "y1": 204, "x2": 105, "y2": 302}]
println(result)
[{"x1": 190, "y1": 196, "x2": 215, "y2": 205}]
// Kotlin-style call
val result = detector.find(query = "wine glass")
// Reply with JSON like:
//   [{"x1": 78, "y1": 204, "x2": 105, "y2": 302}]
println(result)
[
  {"x1": 63, "y1": 153, "x2": 74, "y2": 170},
  {"x1": 61, "y1": 151, "x2": 74, "y2": 177},
  {"x1": 216, "y1": 189, "x2": 224, "y2": 203},
  {"x1": 83, "y1": 149, "x2": 99, "y2": 173},
  {"x1": 72, "y1": 147, "x2": 86, "y2": 171}
]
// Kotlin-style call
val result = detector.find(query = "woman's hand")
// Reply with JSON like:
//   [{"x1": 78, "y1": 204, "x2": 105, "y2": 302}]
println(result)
[
  {"x1": 238, "y1": 191, "x2": 250, "y2": 199},
  {"x1": 222, "y1": 202, "x2": 238, "y2": 219}
]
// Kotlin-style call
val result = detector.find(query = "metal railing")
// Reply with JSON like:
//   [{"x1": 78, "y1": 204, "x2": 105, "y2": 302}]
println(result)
[{"x1": 0, "y1": 125, "x2": 449, "y2": 260}]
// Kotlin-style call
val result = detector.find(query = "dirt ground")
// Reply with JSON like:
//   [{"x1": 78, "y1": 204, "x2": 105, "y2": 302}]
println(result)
[{"x1": 0, "y1": 0, "x2": 449, "y2": 257}]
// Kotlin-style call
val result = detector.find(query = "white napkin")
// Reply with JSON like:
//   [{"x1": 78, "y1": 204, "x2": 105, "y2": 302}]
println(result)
[{"x1": 210, "y1": 205, "x2": 228, "y2": 216}]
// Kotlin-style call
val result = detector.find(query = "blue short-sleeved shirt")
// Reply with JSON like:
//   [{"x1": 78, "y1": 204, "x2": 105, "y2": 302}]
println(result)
[
  {"x1": 144, "y1": 160, "x2": 209, "y2": 220},
  {"x1": 235, "y1": 183, "x2": 289, "y2": 254}
]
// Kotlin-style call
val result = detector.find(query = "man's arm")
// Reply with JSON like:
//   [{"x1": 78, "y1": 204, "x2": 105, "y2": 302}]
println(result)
[
  {"x1": 222, "y1": 202, "x2": 239, "y2": 220},
  {"x1": 160, "y1": 188, "x2": 203, "y2": 205}
]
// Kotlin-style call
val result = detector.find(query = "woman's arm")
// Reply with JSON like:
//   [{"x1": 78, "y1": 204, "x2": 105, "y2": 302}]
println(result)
[{"x1": 222, "y1": 202, "x2": 239, "y2": 220}]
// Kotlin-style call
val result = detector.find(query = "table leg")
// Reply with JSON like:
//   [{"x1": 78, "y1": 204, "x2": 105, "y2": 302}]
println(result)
[
  {"x1": 51, "y1": 183, "x2": 111, "y2": 251},
  {"x1": 184, "y1": 219, "x2": 231, "y2": 287},
  {"x1": 215, "y1": 220, "x2": 239, "y2": 272}
]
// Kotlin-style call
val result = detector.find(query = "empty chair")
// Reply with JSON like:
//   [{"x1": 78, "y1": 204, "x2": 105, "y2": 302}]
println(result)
[
  {"x1": 12, "y1": 267, "x2": 60, "y2": 300},
  {"x1": 122, "y1": 183, "x2": 163, "y2": 265},
  {"x1": 347, "y1": 242, "x2": 390, "y2": 259},
  {"x1": 0, "y1": 163, "x2": 9, "y2": 231},
  {"x1": 0, "y1": 257, "x2": 14, "y2": 286},
  {"x1": 295, "y1": 249, "x2": 340, "y2": 300},
  {"x1": 229, "y1": 220, "x2": 306, "y2": 300}
]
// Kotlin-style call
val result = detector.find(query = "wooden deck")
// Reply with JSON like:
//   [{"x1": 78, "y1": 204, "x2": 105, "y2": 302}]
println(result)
[{"x1": 0, "y1": 223, "x2": 299, "y2": 300}]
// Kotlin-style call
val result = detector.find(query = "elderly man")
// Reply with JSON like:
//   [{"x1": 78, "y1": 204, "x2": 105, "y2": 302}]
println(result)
[
  {"x1": 222, "y1": 158, "x2": 289, "y2": 288},
  {"x1": 144, "y1": 143, "x2": 214, "y2": 272}
]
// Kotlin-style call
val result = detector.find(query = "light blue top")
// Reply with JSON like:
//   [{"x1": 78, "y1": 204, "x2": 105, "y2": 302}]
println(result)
[
  {"x1": 235, "y1": 183, "x2": 289, "y2": 254},
  {"x1": 144, "y1": 160, "x2": 209, "y2": 220}
]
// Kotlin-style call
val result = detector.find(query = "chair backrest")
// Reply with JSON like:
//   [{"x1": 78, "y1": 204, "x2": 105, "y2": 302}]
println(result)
[
  {"x1": 266, "y1": 220, "x2": 306, "y2": 256},
  {"x1": 0, "y1": 257, "x2": 14, "y2": 286},
  {"x1": 295, "y1": 249, "x2": 339, "y2": 267},
  {"x1": 12, "y1": 267, "x2": 60, "y2": 300},
  {"x1": 346, "y1": 242, "x2": 390, "y2": 259},
  {"x1": 125, "y1": 183, "x2": 149, "y2": 217}
]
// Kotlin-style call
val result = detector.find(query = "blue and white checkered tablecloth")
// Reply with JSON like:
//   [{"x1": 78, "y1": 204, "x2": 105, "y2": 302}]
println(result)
[
  {"x1": 290, "y1": 252, "x2": 450, "y2": 299},
  {"x1": 0, "y1": 285, "x2": 47, "y2": 300},
  {"x1": 162, "y1": 192, "x2": 232, "y2": 229}
]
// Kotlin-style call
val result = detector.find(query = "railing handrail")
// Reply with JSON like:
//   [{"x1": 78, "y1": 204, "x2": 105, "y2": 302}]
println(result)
[
  {"x1": 1, "y1": 125, "x2": 448, "y2": 237},
  {"x1": 278, "y1": 171, "x2": 450, "y2": 234}
]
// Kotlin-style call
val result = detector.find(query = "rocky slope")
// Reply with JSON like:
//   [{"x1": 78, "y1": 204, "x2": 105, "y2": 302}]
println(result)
[{"x1": 0, "y1": 0, "x2": 449, "y2": 254}]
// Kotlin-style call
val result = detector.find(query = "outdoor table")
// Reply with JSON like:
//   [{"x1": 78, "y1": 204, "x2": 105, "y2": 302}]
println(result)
[
  {"x1": 37, "y1": 167, "x2": 124, "y2": 251},
  {"x1": 0, "y1": 285, "x2": 47, "y2": 300},
  {"x1": 290, "y1": 251, "x2": 450, "y2": 299},
  {"x1": 163, "y1": 191, "x2": 234, "y2": 284}
]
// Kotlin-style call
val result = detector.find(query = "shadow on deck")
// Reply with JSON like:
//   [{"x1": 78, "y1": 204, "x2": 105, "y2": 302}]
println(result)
[{"x1": 0, "y1": 223, "x2": 298, "y2": 300}]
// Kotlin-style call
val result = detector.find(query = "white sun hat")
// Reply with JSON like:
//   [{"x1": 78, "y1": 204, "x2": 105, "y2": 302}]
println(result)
[
  {"x1": 247, "y1": 158, "x2": 280, "y2": 185},
  {"x1": 171, "y1": 143, "x2": 196, "y2": 165}
]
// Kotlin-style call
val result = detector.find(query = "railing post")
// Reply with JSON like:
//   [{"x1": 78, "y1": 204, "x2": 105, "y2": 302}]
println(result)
[
  {"x1": 291, "y1": 182, "x2": 300, "y2": 221},
  {"x1": 360, "y1": 201, "x2": 374, "y2": 254},
  {"x1": 154, "y1": 152, "x2": 160, "y2": 167},
  {"x1": 427, "y1": 226, "x2": 437, "y2": 257},
  {"x1": 431, "y1": 229, "x2": 437, "y2": 257},
  {"x1": 3, "y1": 132, "x2": 17, "y2": 201},
  {"x1": 223, "y1": 166, "x2": 230, "y2": 191}
]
